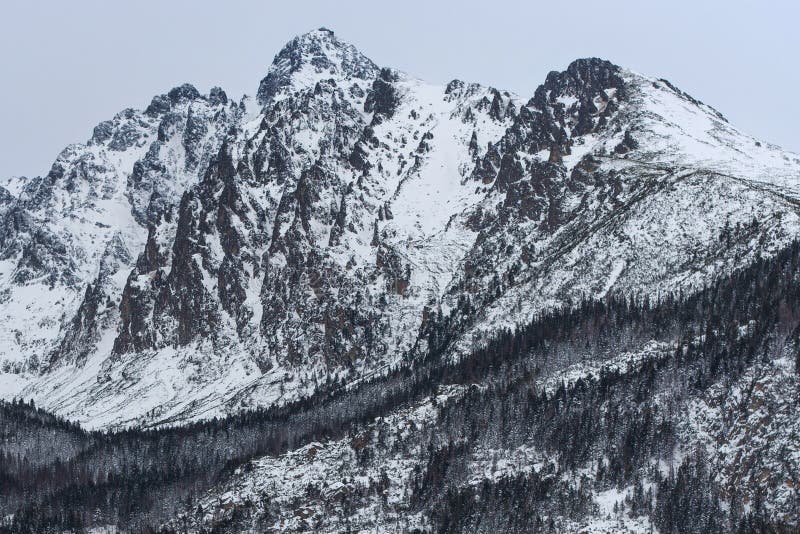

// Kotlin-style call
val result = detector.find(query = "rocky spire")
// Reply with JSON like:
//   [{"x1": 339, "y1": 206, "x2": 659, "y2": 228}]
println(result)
[{"x1": 256, "y1": 28, "x2": 380, "y2": 105}]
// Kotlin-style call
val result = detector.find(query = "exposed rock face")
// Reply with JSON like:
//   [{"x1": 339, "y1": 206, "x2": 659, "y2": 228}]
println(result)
[
  {"x1": 364, "y1": 68, "x2": 400, "y2": 123},
  {"x1": 0, "y1": 29, "x2": 799, "y2": 431},
  {"x1": 0, "y1": 79, "x2": 235, "y2": 377}
]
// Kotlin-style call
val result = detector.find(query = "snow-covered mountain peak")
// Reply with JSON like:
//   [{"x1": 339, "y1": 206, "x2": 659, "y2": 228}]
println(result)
[
  {"x1": 1, "y1": 35, "x2": 799, "y2": 433},
  {"x1": 256, "y1": 28, "x2": 380, "y2": 105}
]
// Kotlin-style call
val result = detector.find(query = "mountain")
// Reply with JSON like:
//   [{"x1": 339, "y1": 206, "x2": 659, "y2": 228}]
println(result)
[
  {"x1": 1, "y1": 27, "x2": 800, "y2": 533},
  {"x1": 1, "y1": 28, "x2": 800, "y2": 431}
]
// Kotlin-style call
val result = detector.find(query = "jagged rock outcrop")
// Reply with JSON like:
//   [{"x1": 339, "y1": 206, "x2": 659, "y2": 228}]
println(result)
[{"x1": 0, "y1": 79, "x2": 236, "y2": 375}]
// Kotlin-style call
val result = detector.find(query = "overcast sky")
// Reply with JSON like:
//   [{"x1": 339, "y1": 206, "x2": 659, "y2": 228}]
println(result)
[{"x1": 1, "y1": 0, "x2": 797, "y2": 179}]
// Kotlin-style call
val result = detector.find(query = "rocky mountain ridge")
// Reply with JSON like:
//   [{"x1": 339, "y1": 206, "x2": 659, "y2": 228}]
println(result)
[{"x1": 1, "y1": 28, "x2": 799, "y2": 431}]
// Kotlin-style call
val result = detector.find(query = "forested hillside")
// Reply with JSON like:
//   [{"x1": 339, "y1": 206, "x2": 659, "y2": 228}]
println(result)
[{"x1": 2, "y1": 239, "x2": 799, "y2": 532}]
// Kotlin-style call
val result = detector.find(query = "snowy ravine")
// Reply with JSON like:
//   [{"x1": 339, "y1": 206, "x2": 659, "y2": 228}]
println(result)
[{"x1": 0, "y1": 27, "x2": 799, "y2": 431}]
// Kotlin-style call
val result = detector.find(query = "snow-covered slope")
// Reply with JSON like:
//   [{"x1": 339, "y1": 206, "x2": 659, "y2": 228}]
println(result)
[{"x1": 1, "y1": 28, "x2": 799, "y2": 430}]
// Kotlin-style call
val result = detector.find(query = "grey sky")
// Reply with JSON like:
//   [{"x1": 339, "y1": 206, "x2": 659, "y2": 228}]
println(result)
[{"x1": 1, "y1": 0, "x2": 797, "y2": 179}]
